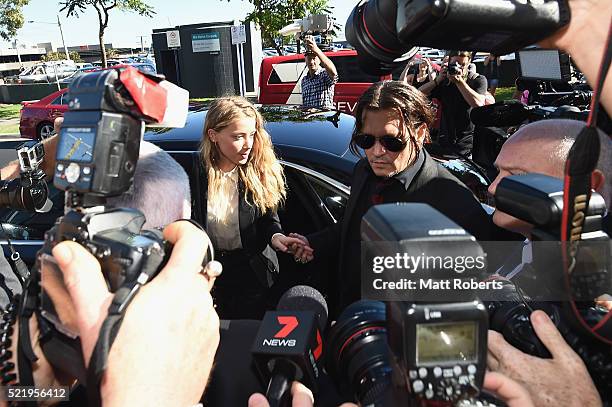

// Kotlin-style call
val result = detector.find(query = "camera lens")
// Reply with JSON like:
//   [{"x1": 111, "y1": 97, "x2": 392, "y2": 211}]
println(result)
[
  {"x1": 345, "y1": 0, "x2": 418, "y2": 75},
  {"x1": 326, "y1": 300, "x2": 392, "y2": 404}
]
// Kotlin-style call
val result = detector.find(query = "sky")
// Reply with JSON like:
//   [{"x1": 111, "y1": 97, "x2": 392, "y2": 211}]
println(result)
[{"x1": 1, "y1": 0, "x2": 356, "y2": 50}]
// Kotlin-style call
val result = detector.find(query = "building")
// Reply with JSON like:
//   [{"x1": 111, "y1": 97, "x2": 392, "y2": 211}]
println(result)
[
  {"x1": 151, "y1": 21, "x2": 263, "y2": 98},
  {"x1": 0, "y1": 44, "x2": 47, "y2": 78}
]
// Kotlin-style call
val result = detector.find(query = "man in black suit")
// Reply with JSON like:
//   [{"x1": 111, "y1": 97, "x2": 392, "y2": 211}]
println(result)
[{"x1": 290, "y1": 81, "x2": 492, "y2": 314}]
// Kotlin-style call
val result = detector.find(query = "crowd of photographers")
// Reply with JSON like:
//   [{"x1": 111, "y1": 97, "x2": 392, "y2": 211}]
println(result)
[{"x1": 0, "y1": 0, "x2": 609, "y2": 405}]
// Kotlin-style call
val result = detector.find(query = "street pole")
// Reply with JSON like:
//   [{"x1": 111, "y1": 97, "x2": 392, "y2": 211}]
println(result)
[
  {"x1": 13, "y1": 39, "x2": 23, "y2": 68},
  {"x1": 57, "y1": 14, "x2": 71, "y2": 61}
]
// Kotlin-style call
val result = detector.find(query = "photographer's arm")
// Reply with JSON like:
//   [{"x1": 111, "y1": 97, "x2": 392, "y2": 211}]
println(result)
[
  {"x1": 306, "y1": 37, "x2": 338, "y2": 78},
  {"x1": 419, "y1": 77, "x2": 439, "y2": 96},
  {"x1": 538, "y1": 0, "x2": 612, "y2": 112},
  {"x1": 455, "y1": 76, "x2": 486, "y2": 108}
]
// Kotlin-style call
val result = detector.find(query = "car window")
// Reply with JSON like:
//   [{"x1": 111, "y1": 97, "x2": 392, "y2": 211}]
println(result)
[
  {"x1": 267, "y1": 60, "x2": 307, "y2": 84},
  {"x1": 51, "y1": 93, "x2": 66, "y2": 105},
  {"x1": 302, "y1": 173, "x2": 348, "y2": 222}
]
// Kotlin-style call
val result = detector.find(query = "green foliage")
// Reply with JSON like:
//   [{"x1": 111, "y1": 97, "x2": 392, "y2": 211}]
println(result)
[
  {"x1": 0, "y1": 0, "x2": 29, "y2": 41},
  {"x1": 495, "y1": 87, "x2": 516, "y2": 102},
  {"x1": 230, "y1": 0, "x2": 335, "y2": 54},
  {"x1": 0, "y1": 103, "x2": 21, "y2": 120},
  {"x1": 41, "y1": 51, "x2": 84, "y2": 62},
  {"x1": 60, "y1": 0, "x2": 155, "y2": 67}
]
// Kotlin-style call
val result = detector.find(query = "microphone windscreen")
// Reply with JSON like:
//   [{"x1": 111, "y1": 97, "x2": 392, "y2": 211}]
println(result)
[
  {"x1": 470, "y1": 100, "x2": 529, "y2": 127},
  {"x1": 277, "y1": 285, "x2": 328, "y2": 330}
]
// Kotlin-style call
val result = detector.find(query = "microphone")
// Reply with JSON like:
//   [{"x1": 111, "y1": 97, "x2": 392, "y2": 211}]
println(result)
[
  {"x1": 252, "y1": 286, "x2": 328, "y2": 407},
  {"x1": 470, "y1": 100, "x2": 530, "y2": 127}
]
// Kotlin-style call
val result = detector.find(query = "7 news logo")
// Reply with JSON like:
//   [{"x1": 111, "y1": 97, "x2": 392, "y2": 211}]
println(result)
[{"x1": 262, "y1": 316, "x2": 298, "y2": 347}]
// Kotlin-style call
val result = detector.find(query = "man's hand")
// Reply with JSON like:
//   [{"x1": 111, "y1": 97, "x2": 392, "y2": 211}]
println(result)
[
  {"x1": 487, "y1": 310, "x2": 601, "y2": 407},
  {"x1": 272, "y1": 233, "x2": 312, "y2": 254},
  {"x1": 304, "y1": 36, "x2": 319, "y2": 55},
  {"x1": 483, "y1": 372, "x2": 535, "y2": 407},
  {"x1": 248, "y1": 382, "x2": 357, "y2": 407},
  {"x1": 287, "y1": 233, "x2": 314, "y2": 264},
  {"x1": 53, "y1": 220, "x2": 220, "y2": 407}
]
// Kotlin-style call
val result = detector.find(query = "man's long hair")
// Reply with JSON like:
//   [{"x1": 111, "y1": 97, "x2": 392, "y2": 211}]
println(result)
[
  {"x1": 350, "y1": 80, "x2": 435, "y2": 156},
  {"x1": 200, "y1": 96, "x2": 286, "y2": 216}
]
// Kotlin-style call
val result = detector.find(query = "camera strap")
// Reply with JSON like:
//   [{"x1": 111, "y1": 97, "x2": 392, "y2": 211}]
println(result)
[
  {"x1": 86, "y1": 261, "x2": 163, "y2": 407},
  {"x1": 561, "y1": 22, "x2": 612, "y2": 345}
]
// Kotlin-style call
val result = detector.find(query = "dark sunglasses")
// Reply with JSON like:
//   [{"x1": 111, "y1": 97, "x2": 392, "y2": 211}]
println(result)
[{"x1": 353, "y1": 133, "x2": 407, "y2": 152}]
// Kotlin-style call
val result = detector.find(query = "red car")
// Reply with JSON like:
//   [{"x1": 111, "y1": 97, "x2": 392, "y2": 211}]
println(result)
[{"x1": 19, "y1": 88, "x2": 69, "y2": 140}]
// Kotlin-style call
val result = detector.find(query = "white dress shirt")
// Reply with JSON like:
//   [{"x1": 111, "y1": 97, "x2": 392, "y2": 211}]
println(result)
[{"x1": 207, "y1": 167, "x2": 243, "y2": 251}]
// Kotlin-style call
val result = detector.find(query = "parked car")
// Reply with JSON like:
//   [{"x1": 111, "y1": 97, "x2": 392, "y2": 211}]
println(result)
[
  {"x1": 60, "y1": 63, "x2": 156, "y2": 85},
  {"x1": 19, "y1": 88, "x2": 69, "y2": 140},
  {"x1": 1, "y1": 106, "x2": 490, "y2": 277},
  {"x1": 6, "y1": 61, "x2": 77, "y2": 84},
  {"x1": 258, "y1": 50, "x2": 402, "y2": 115}
]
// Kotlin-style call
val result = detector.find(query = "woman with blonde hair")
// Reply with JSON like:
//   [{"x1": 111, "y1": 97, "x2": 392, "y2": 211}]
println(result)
[{"x1": 200, "y1": 96, "x2": 306, "y2": 319}]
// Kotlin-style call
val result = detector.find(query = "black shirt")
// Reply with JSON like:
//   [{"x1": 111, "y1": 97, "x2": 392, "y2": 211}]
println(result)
[
  {"x1": 431, "y1": 74, "x2": 487, "y2": 156},
  {"x1": 341, "y1": 154, "x2": 425, "y2": 307}
]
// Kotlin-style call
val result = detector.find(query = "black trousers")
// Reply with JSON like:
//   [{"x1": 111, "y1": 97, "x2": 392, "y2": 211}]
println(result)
[{"x1": 212, "y1": 249, "x2": 269, "y2": 320}]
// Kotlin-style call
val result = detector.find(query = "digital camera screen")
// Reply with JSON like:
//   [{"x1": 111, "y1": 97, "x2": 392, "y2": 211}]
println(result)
[
  {"x1": 416, "y1": 321, "x2": 477, "y2": 365},
  {"x1": 57, "y1": 127, "x2": 95, "y2": 163}
]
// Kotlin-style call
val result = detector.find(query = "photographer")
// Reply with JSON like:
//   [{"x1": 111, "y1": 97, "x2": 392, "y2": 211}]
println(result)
[
  {"x1": 301, "y1": 36, "x2": 338, "y2": 110},
  {"x1": 399, "y1": 57, "x2": 437, "y2": 89},
  {"x1": 486, "y1": 119, "x2": 609, "y2": 406},
  {"x1": 420, "y1": 51, "x2": 488, "y2": 156}
]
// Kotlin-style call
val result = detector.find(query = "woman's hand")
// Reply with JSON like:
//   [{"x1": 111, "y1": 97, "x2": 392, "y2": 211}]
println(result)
[
  {"x1": 287, "y1": 233, "x2": 315, "y2": 264},
  {"x1": 272, "y1": 233, "x2": 313, "y2": 257}
]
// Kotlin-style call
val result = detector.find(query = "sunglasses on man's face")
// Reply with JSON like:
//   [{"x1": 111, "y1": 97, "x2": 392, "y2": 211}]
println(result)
[{"x1": 353, "y1": 133, "x2": 407, "y2": 152}]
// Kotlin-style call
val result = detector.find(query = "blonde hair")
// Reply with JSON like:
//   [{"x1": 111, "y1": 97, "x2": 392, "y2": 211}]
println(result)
[{"x1": 200, "y1": 96, "x2": 286, "y2": 216}]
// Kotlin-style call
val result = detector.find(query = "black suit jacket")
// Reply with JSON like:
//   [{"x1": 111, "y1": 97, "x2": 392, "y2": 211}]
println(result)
[
  {"x1": 201, "y1": 165, "x2": 283, "y2": 286},
  {"x1": 309, "y1": 151, "x2": 492, "y2": 312}
]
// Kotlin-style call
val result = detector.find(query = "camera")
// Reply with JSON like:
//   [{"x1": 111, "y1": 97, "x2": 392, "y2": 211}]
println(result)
[
  {"x1": 447, "y1": 61, "x2": 463, "y2": 77},
  {"x1": 329, "y1": 202, "x2": 610, "y2": 405},
  {"x1": 493, "y1": 174, "x2": 611, "y2": 399},
  {"x1": 327, "y1": 204, "x2": 491, "y2": 406},
  {"x1": 0, "y1": 140, "x2": 51, "y2": 213},
  {"x1": 14, "y1": 66, "x2": 198, "y2": 386},
  {"x1": 346, "y1": 0, "x2": 570, "y2": 75},
  {"x1": 279, "y1": 14, "x2": 334, "y2": 49}
]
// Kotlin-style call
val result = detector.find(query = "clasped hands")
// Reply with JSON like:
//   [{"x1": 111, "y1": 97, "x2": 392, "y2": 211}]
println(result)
[{"x1": 271, "y1": 233, "x2": 314, "y2": 264}]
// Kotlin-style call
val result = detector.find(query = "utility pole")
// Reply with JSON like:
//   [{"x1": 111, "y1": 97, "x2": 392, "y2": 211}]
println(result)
[
  {"x1": 57, "y1": 14, "x2": 70, "y2": 61},
  {"x1": 13, "y1": 39, "x2": 23, "y2": 68}
]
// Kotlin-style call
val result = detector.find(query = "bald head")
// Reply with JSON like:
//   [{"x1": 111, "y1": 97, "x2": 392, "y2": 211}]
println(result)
[
  {"x1": 489, "y1": 119, "x2": 611, "y2": 236},
  {"x1": 506, "y1": 119, "x2": 611, "y2": 206}
]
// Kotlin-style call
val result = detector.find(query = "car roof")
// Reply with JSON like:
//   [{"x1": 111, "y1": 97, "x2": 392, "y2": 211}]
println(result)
[
  {"x1": 145, "y1": 105, "x2": 359, "y2": 161},
  {"x1": 262, "y1": 49, "x2": 357, "y2": 64}
]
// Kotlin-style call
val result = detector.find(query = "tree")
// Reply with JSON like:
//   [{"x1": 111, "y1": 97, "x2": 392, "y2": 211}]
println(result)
[
  {"x1": 0, "y1": 0, "x2": 29, "y2": 41},
  {"x1": 60, "y1": 0, "x2": 155, "y2": 67},
  {"x1": 228, "y1": 0, "x2": 335, "y2": 55},
  {"x1": 41, "y1": 50, "x2": 84, "y2": 62}
]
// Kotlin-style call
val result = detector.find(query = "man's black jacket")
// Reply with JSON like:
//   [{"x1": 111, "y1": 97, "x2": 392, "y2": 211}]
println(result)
[{"x1": 308, "y1": 151, "x2": 492, "y2": 314}]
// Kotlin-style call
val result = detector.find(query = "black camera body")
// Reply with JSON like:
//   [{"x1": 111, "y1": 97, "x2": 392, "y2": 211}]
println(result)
[
  {"x1": 346, "y1": 0, "x2": 570, "y2": 75},
  {"x1": 42, "y1": 208, "x2": 167, "y2": 292},
  {"x1": 447, "y1": 61, "x2": 462, "y2": 77}
]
